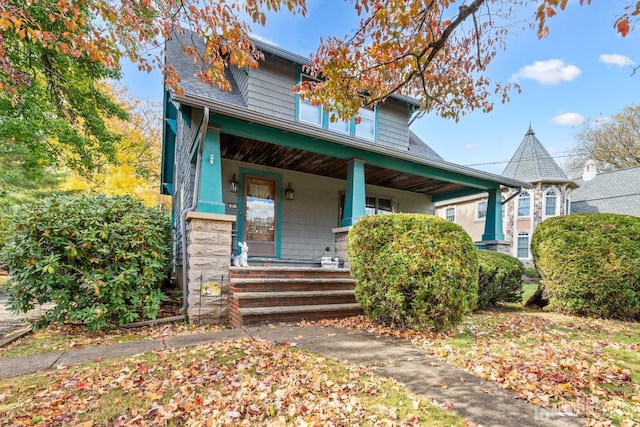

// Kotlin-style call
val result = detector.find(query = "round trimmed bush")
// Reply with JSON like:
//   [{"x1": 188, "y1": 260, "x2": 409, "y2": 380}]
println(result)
[
  {"x1": 0, "y1": 194, "x2": 171, "y2": 329},
  {"x1": 347, "y1": 213, "x2": 478, "y2": 331},
  {"x1": 476, "y1": 250, "x2": 524, "y2": 309},
  {"x1": 531, "y1": 213, "x2": 640, "y2": 320}
]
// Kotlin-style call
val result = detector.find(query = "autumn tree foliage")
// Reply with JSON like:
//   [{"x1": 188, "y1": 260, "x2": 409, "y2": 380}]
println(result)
[
  {"x1": 62, "y1": 85, "x2": 166, "y2": 207},
  {"x1": 0, "y1": 0, "x2": 637, "y2": 131},
  {"x1": 567, "y1": 105, "x2": 640, "y2": 176}
]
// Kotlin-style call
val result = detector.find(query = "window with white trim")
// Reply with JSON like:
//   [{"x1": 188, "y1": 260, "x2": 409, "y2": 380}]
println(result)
[
  {"x1": 445, "y1": 207, "x2": 455, "y2": 222},
  {"x1": 544, "y1": 189, "x2": 558, "y2": 217},
  {"x1": 517, "y1": 232, "x2": 530, "y2": 258},
  {"x1": 565, "y1": 194, "x2": 571, "y2": 215},
  {"x1": 517, "y1": 191, "x2": 531, "y2": 217},
  {"x1": 476, "y1": 200, "x2": 488, "y2": 220}
]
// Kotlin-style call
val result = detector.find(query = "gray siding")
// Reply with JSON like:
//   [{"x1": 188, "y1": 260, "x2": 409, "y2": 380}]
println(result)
[
  {"x1": 230, "y1": 67, "x2": 249, "y2": 101},
  {"x1": 172, "y1": 107, "x2": 204, "y2": 266},
  {"x1": 377, "y1": 100, "x2": 410, "y2": 150},
  {"x1": 246, "y1": 57, "x2": 297, "y2": 120},
  {"x1": 243, "y1": 56, "x2": 412, "y2": 149}
]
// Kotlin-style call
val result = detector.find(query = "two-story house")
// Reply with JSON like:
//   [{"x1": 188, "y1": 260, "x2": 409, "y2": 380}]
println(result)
[
  {"x1": 161, "y1": 31, "x2": 530, "y2": 324},
  {"x1": 435, "y1": 126, "x2": 578, "y2": 263}
]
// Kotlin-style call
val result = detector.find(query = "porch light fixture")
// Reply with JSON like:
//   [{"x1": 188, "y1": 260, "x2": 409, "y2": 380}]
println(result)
[
  {"x1": 285, "y1": 183, "x2": 295, "y2": 200},
  {"x1": 230, "y1": 174, "x2": 239, "y2": 193}
]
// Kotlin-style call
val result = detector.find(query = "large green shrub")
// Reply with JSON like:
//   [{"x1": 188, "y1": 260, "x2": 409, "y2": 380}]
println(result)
[
  {"x1": 476, "y1": 250, "x2": 524, "y2": 309},
  {"x1": 0, "y1": 194, "x2": 171, "y2": 329},
  {"x1": 347, "y1": 213, "x2": 478, "y2": 331},
  {"x1": 531, "y1": 213, "x2": 640, "y2": 320}
]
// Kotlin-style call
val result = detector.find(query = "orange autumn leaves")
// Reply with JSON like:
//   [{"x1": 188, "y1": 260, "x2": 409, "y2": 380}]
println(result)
[{"x1": 316, "y1": 313, "x2": 640, "y2": 427}]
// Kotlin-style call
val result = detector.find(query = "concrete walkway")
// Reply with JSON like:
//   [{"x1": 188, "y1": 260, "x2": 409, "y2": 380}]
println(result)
[{"x1": 0, "y1": 324, "x2": 583, "y2": 427}]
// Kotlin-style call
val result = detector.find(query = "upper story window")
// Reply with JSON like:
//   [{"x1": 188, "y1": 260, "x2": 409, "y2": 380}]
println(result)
[
  {"x1": 476, "y1": 200, "x2": 488, "y2": 220},
  {"x1": 299, "y1": 99, "x2": 322, "y2": 125},
  {"x1": 544, "y1": 189, "x2": 558, "y2": 217},
  {"x1": 327, "y1": 109, "x2": 350, "y2": 134},
  {"x1": 445, "y1": 206, "x2": 455, "y2": 222},
  {"x1": 517, "y1": 191, "x2": 531, "y2": 217},
  {"x1": 355, "y1": 107, "x2": 375, "y2": 140},
  {"x1": 297, "y1": 73, "x2": 376, "y2": 141}
]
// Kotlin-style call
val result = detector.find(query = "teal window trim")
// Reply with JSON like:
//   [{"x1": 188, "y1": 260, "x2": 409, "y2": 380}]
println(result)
[
  {"x1": 236, "y1": 168, "x2": 283, "y2": 258},
  {"x1": 295, "y1": 70, "x2": 377, "y2": 141}
]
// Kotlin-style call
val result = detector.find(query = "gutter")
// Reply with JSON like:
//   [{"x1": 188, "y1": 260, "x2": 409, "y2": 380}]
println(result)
[{"x1": 180, "y1": 106, "x2": 209, "y2": 314}]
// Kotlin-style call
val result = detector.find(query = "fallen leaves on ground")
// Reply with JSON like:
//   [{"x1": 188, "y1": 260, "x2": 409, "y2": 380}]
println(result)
[
  {"x1": 0, "y1": 338, "x2": 465, "y2": 426},
  {"x1": 0, "y1": 322, "x2": 226, "y2": 359},
  {"x1": 312, "y1": 312, "x2": 640, "y2": 427}
]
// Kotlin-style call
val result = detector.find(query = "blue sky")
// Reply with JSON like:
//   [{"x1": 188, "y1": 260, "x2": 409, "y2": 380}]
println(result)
[{"x1": 122, "y1": 0, "x2": 638, "y2": 177}]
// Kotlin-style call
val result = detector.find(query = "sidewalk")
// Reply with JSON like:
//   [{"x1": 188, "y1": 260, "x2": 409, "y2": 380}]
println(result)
[{"x1": 0, "y1": 324, "x2": 584, "y2": 427}]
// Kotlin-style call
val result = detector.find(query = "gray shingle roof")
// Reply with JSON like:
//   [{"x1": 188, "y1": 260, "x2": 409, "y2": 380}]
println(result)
[
  {"x1": 502, "y1": 126, "x2": 570, "y2": 183},
  {"x1": 165, "y1": 31, "x2": 246, "y2": 107},
  {"x1": 408, "y1": 131, "x2": 443, "y2": 161},
  {"x1": 571, "y1": 166, "x2": 640, "y2": 216}
]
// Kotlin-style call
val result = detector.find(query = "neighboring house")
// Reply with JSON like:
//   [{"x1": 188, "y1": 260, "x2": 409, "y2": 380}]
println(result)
[
  {"x1": 161, "y1": 31, "x2": 529, "y2": 323},
  {"x1": 435, "y1": 126, "x2": 577, "y2": 262},
  {"x1": 571, "y1": 163, "x2": 640, "y2": 216}
]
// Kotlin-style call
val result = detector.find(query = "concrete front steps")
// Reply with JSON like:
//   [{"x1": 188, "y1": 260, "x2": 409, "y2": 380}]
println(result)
[{"x1": 229, "y1": 267, "x2": 363, "y2": 327}]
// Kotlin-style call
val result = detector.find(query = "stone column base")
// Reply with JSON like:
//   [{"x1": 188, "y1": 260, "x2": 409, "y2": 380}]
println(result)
[
  {"x1": 332, "y1": 226, "x2": 352, "y2": 269},
  {"x1": 185, "y1": 211, "x2": 235, "y2": 324},
  {"x1": 475, "y1": 240, "x2": 512, "y2": 255}
]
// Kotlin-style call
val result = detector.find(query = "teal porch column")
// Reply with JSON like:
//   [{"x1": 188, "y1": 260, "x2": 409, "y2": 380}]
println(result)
[
  {"x1": 481, "y1": 189, "x2": 505, "y2": 241},
  {"x1": 341, "y1": 158, "x2": 366, "y2": 227},
  {"x1": 196, "y1": 128, "x2": 225, "y2": 214}
]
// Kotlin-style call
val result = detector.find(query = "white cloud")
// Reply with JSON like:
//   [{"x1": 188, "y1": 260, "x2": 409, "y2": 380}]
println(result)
[
  {"x1": 249, "y1": 33, "x2": 278, "y2": 46},
  {"x1": 593, "y1": 117, "x2": 610, "y2": 126},
  {"x1": 464, "y1": 143, "x2": 478, "y2": 150},
  {"x1": 552, "y1": 112, "x2": 585, "y2": 126},
  {"x1": 599, "y1": 53, "x2": 633, "y2": 67},
  {"x1": 512, "y1": 59, "x2": 582, "y2": 85}
]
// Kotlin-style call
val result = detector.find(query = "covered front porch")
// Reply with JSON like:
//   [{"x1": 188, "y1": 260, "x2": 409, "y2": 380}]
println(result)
[{"x1": 172, "y1": 110, "x2": 523, "y2": 324}]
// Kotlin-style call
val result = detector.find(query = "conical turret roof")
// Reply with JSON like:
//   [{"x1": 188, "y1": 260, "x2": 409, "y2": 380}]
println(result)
[{"x1": 502, "y1": 126, "x2": 570, "y2": 183}]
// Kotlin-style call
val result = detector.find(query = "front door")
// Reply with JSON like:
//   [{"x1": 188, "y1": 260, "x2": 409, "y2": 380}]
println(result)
[{"x1": 243, "y1": 175, "x2": 277, "y2": 257}]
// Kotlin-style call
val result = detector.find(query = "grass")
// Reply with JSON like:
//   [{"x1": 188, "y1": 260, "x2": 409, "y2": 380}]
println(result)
[
  {"x1": 521, "y1": 282, "x2": 538, "y2": 305},
  {"x1": 0, "y1": 322, "x2": 224, "y2": 359},
  {"x1": 0, "y1": 339, "x2": 466, "y2": 426}
]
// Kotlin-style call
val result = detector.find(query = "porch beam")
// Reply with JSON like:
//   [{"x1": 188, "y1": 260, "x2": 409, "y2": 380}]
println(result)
[
  {"x1": 209, "y1": 114, "x2": 504, "y2": 191},
  {"x1": 341, "y1": 159, "x2": 366, "y2": 227},
  {"x1": 481, "y1": 189, "x2": 505, "y2": 241},
  {"x1": 196, "y1": 128, "x2": 226, "y2": 214}
]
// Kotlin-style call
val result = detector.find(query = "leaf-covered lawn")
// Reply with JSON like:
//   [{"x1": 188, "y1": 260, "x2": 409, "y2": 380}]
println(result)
[
  {"x1": 0, "y1": 338, "x2": 466, "y2": 426},
  {"x1": 316, "y1": 311, "x2": 640, "y2": 427},
  {"x1": 0, "y1": 322, "x2": 225, "y2": 359}
]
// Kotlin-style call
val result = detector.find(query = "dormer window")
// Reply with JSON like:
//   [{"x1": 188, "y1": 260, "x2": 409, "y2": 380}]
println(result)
[
  {"x1": 355, "y1": 106, "x2": 376, "y2": 141},
  {"x1": 297, "y1": 73, "x2": 377, "y2": 141},
  {"x1": 299, "y1": 98, "x2": 322, "y2": 125}
]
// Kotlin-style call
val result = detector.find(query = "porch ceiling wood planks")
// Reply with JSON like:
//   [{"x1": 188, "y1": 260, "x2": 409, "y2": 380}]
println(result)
[{"x1": 220, "y1": 134, "x2": 462, "y2": 196}]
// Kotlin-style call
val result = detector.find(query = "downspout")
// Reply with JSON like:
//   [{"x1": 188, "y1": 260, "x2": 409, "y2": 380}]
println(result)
[
  {"x1": 502, "y1": 186, "x2": 522, "y2": 205},
  {"x1": 180, "y1": 106, "x2": 209, "y2": 313}
]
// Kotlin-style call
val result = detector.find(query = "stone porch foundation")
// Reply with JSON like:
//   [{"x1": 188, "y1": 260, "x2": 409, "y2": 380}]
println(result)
[{"x1": 185, "y1": 211, "x2": 236, "y2": 324}]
